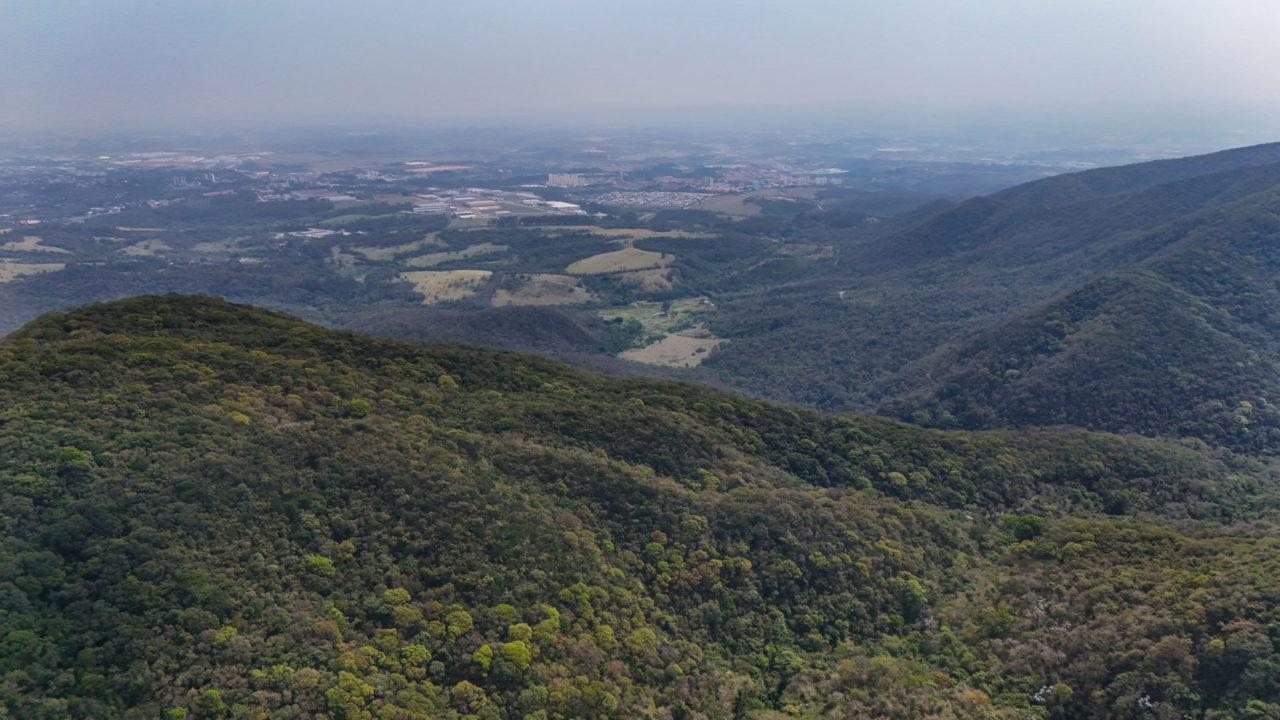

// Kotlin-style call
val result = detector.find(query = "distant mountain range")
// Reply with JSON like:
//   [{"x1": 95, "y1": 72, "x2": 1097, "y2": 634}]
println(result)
[{"x1": 700, "y1": 142, "x2": 1280, "y2": 455}]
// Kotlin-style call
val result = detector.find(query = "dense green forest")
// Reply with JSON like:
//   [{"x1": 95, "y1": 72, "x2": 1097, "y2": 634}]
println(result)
[
  {"x1": 877, "y1": 174, "x2": 1280, "y2": 453},
  {"x1": 700, "y1": 144, "x2": 1280, "y2": 457},
  {"x1": 1, "y1": 295, "x2": 1276, "y2": 719}
]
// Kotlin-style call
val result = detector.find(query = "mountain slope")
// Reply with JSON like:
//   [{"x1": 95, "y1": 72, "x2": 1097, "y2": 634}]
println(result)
[
  {"x1": 700, "y1": 144, "x2": 1280, "y2": 456},
  {"x1": 884, "y1": 185, "x2": 1280, "y2": 453},
  {"x1": 993, "y1": 141, "x2": 1280, "y2": 206},
  {"x1": 0, "y1": 295, "x2": 1276, "y2": 719},
  {"x1": 852, "y1": 155, "x2": 1280, "y2": 275}
]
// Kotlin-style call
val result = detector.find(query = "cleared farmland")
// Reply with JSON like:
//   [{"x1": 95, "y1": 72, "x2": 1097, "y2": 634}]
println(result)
[
  {"x1": 406, "y1": 242, "x2": 508, "y2": 268},
  {"x1": 513, "y1": 226, "x2": 714, "y2": 240},
  {"x1": 566, "y1": 247, "x2": 673, "y2": 274},
  {"x1": 598, "y1": 297, "x2": 713, "y2": 336},
  {"x1": 695, "y1": 187, "x2": 821, "y2": 216},
  {"x1": 0, "y1": 261, "x2": 65, "y2": 283},
  {"x1": 399, "y1": 269, "x2": 493, "y2": 304},
  {"x1": 121, "y1": 239, "x2": 172, "y2": 256},
  {"x1": 0, "y1": 236, "x2": 70, "y2": 254},
  {"x1": 492, "y1": 273, "x2": 595, "y2": 306},
  {"x1": 351, "y1": 232, "x2": 443, "y2": 261},
  {"x1": 615, "y1": 267, "x2": 674, "y2": 291},
  {"x1": 619, "y1": 328, "x2": 724, "y2": 368}
]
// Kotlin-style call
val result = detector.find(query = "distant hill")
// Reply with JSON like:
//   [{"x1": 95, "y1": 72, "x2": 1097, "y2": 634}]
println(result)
[
  {"x1": 881, "y1": 184, "x2": 1280, "y2": 447},
  {"x1": 1, "y1": 295, "x2": 1275, "y2": 719},
  {"x1": 993, "y1": 142, "x2": 1280, "y2": 205},
  {"x1": 703, "y1": 143, "x2": 1280, "y2": 454}
]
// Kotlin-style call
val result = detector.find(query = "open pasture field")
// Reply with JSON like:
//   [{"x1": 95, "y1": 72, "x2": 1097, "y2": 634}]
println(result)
[
  {"x1": 492, "y1": 273, "x2": 595, "y2": 306},
  {"x1": 620, "y1": 328, "x2": 724, "y2": 368},
  {"x1": 351, "y1": 232, "x2": 443, "y2": 261},
  {"x1": 0, "y1": 261, "x2": 65, "y2": 283},
  {"x1": 0, "y1": 236, "x2": 70, "y2": 254},
  {"x1": 193, "y1": 238, "x2": 243, "y2": 254},
  {"x1": 615, "y1": 267, "x2": 675, "y2": 291},
  {"x1": 406, "y1": 242, "x2": 508, "y2": 268},
  {"x1": 696, "y1": 186, "x2": 821, "y2": 216},
  {"x1": 399, "y1": 269, "x2": 493, "y2": 303},
  {"x1": 566, "y1": 246, "x2": 672, "y2": 274},
  {"x1": 531, "y1": 225, "x2": 714, "y2": 240},
  {"x1": 121, "y1": 239, "x2": 172, "y2": 256},
  {"x1": 598, "y1": 297, "x2": 712, "y2": 336}
]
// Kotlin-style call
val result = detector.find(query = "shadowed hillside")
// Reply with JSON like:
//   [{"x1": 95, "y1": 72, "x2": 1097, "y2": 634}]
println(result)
[
  {"x1": 702, "y1": 144, "x2": 1280, "y2": 456},
  {"x1": 884, "y1": 183, "x2": 1280, "y2": 453}
]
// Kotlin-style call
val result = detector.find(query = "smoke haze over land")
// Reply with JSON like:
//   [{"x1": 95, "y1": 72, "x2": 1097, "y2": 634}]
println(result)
[{"x1": 2, "y1": 0, "x2": 1279, "y2": 146}]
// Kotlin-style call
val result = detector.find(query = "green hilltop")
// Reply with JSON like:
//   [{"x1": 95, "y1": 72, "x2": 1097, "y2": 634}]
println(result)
[{"x1": 0, "y1": 295, "x2": 1276, "y2": 719}]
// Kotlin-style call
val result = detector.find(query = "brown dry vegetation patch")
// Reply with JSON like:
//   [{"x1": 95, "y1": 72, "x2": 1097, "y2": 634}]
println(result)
[
  {"x1": 492, "y1": 274, "x2": 595, "y2": 306},
  {"x1": 400, "y1": 270, "x2": 493, "y2": 303}
]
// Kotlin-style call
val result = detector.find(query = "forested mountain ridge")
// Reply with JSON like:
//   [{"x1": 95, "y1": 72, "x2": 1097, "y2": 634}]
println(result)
[
  {"x1": 882, "y1": 181, "x2": 1280, "y2": 453},
  {"x1": 851, "y1": 155, "x2": 1280, "y2": 274},
  {"x1": 0, "y1": 295, "x2": 1276, "y2": 719},
  {"x1": 992, "y1": 141, "x2": 1280, "y2": 206},
  {"x1": 702, "y1": 144, "x2": 1280, "y2": 457}
]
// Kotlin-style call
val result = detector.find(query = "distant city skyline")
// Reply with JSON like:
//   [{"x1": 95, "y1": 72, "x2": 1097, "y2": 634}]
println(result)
[{"x1": 2, "y1": 1, "x2": 1279, "y2": 148}]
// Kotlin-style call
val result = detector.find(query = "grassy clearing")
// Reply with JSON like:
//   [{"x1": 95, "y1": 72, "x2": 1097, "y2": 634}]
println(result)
[
  {"x1": 328, "y1": 247, "x2": 367, "y2": 281},
  {"x1": 601, "y1": 297, "x2": 724, "y2": 367},
  {"x1": 531, "y1": 226, "x2": 714, "y2": 240},
  {"x1": 695, "y1": 194, "x2": 761, "y2": 217},
  {"x1": 447, "y1": 216, "x2": 491, "y2": 229},
  {"x1": 350, "y1": 233, "x2": 443, "y2": 262},
  {"x1": 0, "y1": 260, "x2": 65, "y2": 283},
  {"x1": 599, "y1": 297, "x2": 713, "y2": 337},
  {"x1": 121, "y1": 239, "x2": 172, "y2": 256},
  {"x1": 492, "y1": 273, "x2": 595, "y2": 306},
  {"x1": 697, "y1": 187, "x2": 821, "y2": 216},
  {"x1": 620, "y1": 328, "x2": 725, "y2": 368},
  {"x1": 615, "y1": 267, "x2": 675, "y2": 291},
  {"x1": 496, "y1": 202, "x2": 551, "y2": 215},
  {"x1": 406, "y1": 242, "x2": 508, "y2": 268},
  {"x1": 193, "y1": 238, "x2": 243, "y2": 254},
  {"x1": 0, "y1": 236, "x2": 70, "y2": 254},
  {"x1": 317, "y1": 214, "x2": 384, "y2": 227},
  {"x1": 399, "y1": 270, "x2": 493, "y2": 304},
  {"x1": 566, "y1": 247, "x2": 673, "y2": 274}
]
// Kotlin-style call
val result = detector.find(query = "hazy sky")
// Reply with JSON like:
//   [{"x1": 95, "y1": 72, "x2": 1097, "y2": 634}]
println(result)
[{"x1": 3, "y1": 0, "x2": 1279, "y2": 138}]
